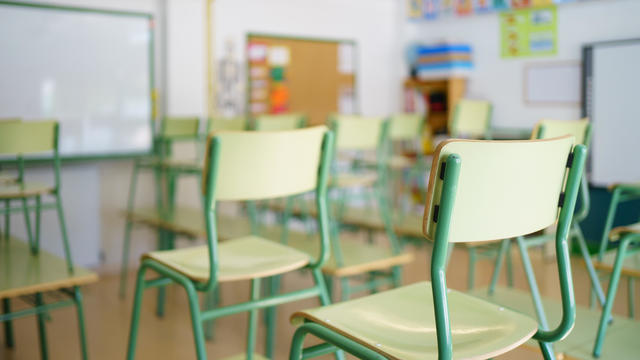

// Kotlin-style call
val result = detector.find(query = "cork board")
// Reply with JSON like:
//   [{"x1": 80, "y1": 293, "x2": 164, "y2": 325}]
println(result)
[{"x1": 247, "y1": 34, "x2": 357, "y2": 126}]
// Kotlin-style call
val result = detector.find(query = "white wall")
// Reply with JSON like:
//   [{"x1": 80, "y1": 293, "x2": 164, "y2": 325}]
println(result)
[{"x1": 404, "y1": 0, "x2": 640, "y2": 128}]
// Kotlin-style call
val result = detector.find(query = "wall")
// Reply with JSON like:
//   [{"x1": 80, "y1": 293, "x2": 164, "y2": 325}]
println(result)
[{"x1": 403, "y1": 0, "x2": 640, "y2": 128}]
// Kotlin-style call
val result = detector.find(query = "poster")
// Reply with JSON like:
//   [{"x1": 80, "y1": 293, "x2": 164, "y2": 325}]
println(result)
[{"x1": 500, "y1": 6, "x2": 557, "y2": 58}]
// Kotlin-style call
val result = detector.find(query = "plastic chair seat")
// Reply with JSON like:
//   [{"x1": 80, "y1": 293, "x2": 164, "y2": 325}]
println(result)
[
  {"x1": 282, "y1": 233, "x2": 413, "y2": 277},
  {"x1": 330, "y1": 173, "x2": 377, "y2": 188},
  {"x1": 609, "y1": 222, "x2": 640, "y2": 240},
  {"x1": 0, "y1": 237, "x2": 98, "y2": 299},
  {"x1": 125, "y1": 206, "x2": 252, "y2": 240},
  {"x1": 137, "y1": 156, "x2": 201, "y2": 172},
  {"x1": 144, "y1": 236, "x2": 311, "y2": 283},
  {"x1": 0, "y1": 182, "x2": 53, "y2": 199},
  {"x1": 292, "y1": 282, "x2": 538, "y2": 360},
  {"x1": 0, "y1": 172, "x2": 16, "y2": 184}
]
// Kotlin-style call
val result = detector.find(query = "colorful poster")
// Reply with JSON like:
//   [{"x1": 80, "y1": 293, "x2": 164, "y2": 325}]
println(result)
[
  {"x1": 511, "y1": 0, "x2": 531, "y2": 8},
  {"x1": 424, "y1": 0, "x2": 440, "y2": 19},
  {"x1": 492, "y1": 0, "x2": 510, "y2": 9},
  {"x1": 532, "y1": 0, "x2": 553, "y2": 6},
  {"x1": 473, "y1": 0, "x2": 492, "y2": 12},
  {"x1": 407, "y1": 0, "x2": 423, "y2": 18},
  {"x1": 456, "y1": 0, "x2": 473, "y2": 15},
  {"x1": 500, "y1": 6, "x2": 557, "y2": 58}
]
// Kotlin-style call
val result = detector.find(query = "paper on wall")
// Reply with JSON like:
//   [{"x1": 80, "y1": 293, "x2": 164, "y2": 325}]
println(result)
[
  {"x1": 248, "y1": 42, "x2": 268, "y2": 62},
  {"x1": 268, "y1": 46, "x2": 290, "y2": 66}
]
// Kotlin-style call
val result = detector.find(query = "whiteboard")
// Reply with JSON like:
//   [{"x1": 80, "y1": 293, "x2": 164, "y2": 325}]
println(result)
[
  {"x1": 588, "y1": 40, "x2": 640, "y2": 186},
  {"x1": 524, "y1": 62, "x2": 581, "y2": 104},
  {"x1": 0, "y1": 3, "x2": 153, "y2": 157}
]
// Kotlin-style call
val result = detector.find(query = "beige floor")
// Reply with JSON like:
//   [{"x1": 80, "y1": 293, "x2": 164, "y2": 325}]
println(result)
[{"x1": 1, "y1": 239, "x2": 636, "y2": 360}]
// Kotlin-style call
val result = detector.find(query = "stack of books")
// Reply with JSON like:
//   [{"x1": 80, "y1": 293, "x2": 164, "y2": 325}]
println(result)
[{"x1": 409, "y1": 43, "x2": 472, "y2": 79}]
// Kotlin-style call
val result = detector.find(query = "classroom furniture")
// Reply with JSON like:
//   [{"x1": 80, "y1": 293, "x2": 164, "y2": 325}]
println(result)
[
  {"x1": 126, "y1": 126, "x2": 339, "y2": 360},
  {"x1": 449, "y1": 99, "x2": 492, "y2": 138},
  {"x1": 591, "y1": 219, "x2": 640, "y2": 357},
  {"x1": 593, "y1": 182, "x2": 640, "y2": 318},
  {"x1": 208, "y1": 116, "x2": 248, "y2": 132},
  {"x1": 247, "y1": 34, "x2": 357, "y2": 126},
  {"x1": 253, "y1": 113, "x2": 307, "y2": 131},
  {"x1": 120, "y1": 116, "x2": 201, "y2": 297},
  {"x1": 403, "y1": 77, "x2": 466, "y2": 133},
  {"x1": 0, "y1": 2, "x2": 154, "y2": 158},
  {"x1": 0, "y1": 121, "x2": 98, "y2": 360},
  {"x1": 289, "y1": 135, "x2": 585, "y2": 360}
]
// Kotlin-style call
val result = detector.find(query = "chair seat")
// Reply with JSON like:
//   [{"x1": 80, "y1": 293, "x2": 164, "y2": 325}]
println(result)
[
  {"x1": 607, "y1": 182, "x2": 640, "y2": 192},
  {"x1": 220, "y1": 353, "x2": 269, "y2": 360},
  {"x1": 592, "y1": 250, "x2": 640, "y2": 278},
  {"x1": 0, "y1": 237, "x2": 98, "y2": 299},
  {"x1": 281, "y1": 232, "x2": 414, "y2": 277},
  {"x1": 609, "y1": 222, "x2": 640, "y2": 240},
  {"x1": 330, "y1": 173, "x2": 377, "y2": 188},
  {"x1": 0, "y1": 182, "x2": 53, "y2": 199},
  {"x1": 125, "y1": 207, "x2": 253, "y2": 240},
  {"x1": 0, "y1": 172, "x2": 16, "y2": 184},
  {"x1": 143, "y1": 236, "x2": 311, "y2": 283},
  {"x1": 292, "y1": 282, "x2": 538, "y2": 360}
]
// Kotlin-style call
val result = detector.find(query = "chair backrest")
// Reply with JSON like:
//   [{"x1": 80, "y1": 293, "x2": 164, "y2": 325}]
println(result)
[
  {"x1": 208, "y1": 116, "x2": 247, "y2": 132},
  {"x1": 254, "y1": 113, "x2": 305, "y2": 131},
  {"x1": 389, "y1": 113, "x2": 424, "y2": 141},
  {"x1": 204, "y1": 126, "x2": 331, "y2": 202},
  {"x1": 329, "y1": 114, "x2": 387, "y2": 151},
  {"x1": 160, "y1": 116, "x2": 200, "y2": 138},
  {"x1": 423, "y1": 136, "x2": 577, "y2": 243},
  {"x1": 532, "y1": 118, "x2": 591, "y2": 146},
  {"x1": 450, "y1": 99, "x2": 492, "y2": 138},
  {"x1": 0, "y1": 121, "x2": 58, "y2": 155},
  {"x1": 0, "y1": 118, "x2": 21, "y2": 123}
]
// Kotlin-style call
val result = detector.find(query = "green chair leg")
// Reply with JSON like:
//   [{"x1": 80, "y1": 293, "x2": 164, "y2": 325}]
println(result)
[
  {"x1": 2, "y1": 298, "x2": 14, "y2": 348},
  {"x1": 3, "y1": 199, "x2": 10, "y2": 241},
  {"x1": 203, "y1": 284, "x2": 219, "y2": 341},
  {"x1": 127, "y1": 268, "x2": 147, "y2": 360},
  {"x1": 539, "y1": 340, "x2": 556, "y2": 360},
  {"x1": 55, "y1": 193, "x2": 74, "y2": 272},
  {"x1": 246, "y1": 279, "x2": 261, "y2": 360},
  {"x1": 517, "y1": 236, "x2": 550, "y2": 330},
  {"x1": 265, "y1": 275, "x2": 281, "y2": 359},
  {"x1": 391, "y1": 265, "x2": 402, "y2": 288},
  {"x1": 21, "y1": 197, "x2": 35, "y2": 252},
  {"x1": 35, "y1": 292, "x2": 49, "y2": 360},
  {"x1": 489, "y1": 239, "x2": 511, "y2": 295},
  {"x1": 73, "y1": 287, "x2": 89, "y2": 360},
  {"x1": 119, "y1": 219, "x2": 134, "y2": 298},
  {"x1": 310, "y1": 268, "x2": 345, "y2": 360},
  {"x1": 505, "y1": 239, "x2": 514, "y2": 287},
  {"x1": 593, "y1": 236, "x2": 635, "y2": 357},
  {"x1": 467, "y1": 247, "x2": 477, "y2": 290},
  {"x1": 340, "y1": 277, "x2": 351, "y2": 301}
]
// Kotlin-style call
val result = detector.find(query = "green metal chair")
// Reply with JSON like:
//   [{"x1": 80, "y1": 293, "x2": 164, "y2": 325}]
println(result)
[
  {"x1": 289, "y1": 135, "x2": 585, "y2": 360},
  {"x1": 208, "y1": 116, "x2": 248, "y2": 132},
  {"x1": 592, "y1": 221, "x2": 640, "y2": 357},
  {"x1": 320, "y1": 114, "x2": 412, "y2": 300},
  {"x1": 0, "y1": 120, "x2": 97, "y2": 360},
  {"x1": 126, "y1": 126, "x2": 339, "y2": 360},
  {"x1": 449, "y1": 99, "x2": 492, "y2": 138},
  {"x1": 120, "y1": 116, "x2": 201, "y2": 297},
  {"x1": 253, "y1": 113, "x2": 306, "y2": 131}
]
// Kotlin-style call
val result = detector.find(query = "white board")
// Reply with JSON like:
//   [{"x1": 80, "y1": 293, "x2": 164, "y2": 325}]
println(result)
[
  {"x1": 589, "y1": 40, "x2": 640, "y2": 186},
  {"x1": 0, "y1": 3, "x2": 153, "y2": 157},
  {"x1": 524, "y1": 62, "x2": 581, "y2": 104}
]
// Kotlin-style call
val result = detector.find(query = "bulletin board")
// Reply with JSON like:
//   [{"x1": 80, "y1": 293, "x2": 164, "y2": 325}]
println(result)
[{"x1": 247, "y1": 34, "x2": 357, "y2": 126}]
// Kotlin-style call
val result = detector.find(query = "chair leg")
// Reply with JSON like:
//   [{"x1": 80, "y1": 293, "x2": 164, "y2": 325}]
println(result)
[
  {"x1": 246, "y1": 279, "x2": 261, "y2": 359},
  {"x1": 505, "y1": 239, "x2": 514, "y2": 288},
  {"x1": 265, "y1": 275, "x2": 281, "y2": 359},
  {"x1": 539, "y1": 341, "x2": 556, "y2": 360},
  {"x1": 204, "y1": 283, "x2": 219, "y2": 341},
  {"x1": 391, "y1": 265, "x2": 402, "y2": 288},
  {"x1": 35, "y1": 292, "x2": 48, "y2": 360},
  {"x1": 593, "y1": 236, "x2": 636, "y2": 357},
  {"x1": 467, "y1": 247, "x2": 476, "y2": 290},
  {"x1": 3, "y1": 199, "x2": 10, "y2": 241},
  {"x1": 126, "y1": 266, "x2": 148, "y2": 360},
  {"x1": 576, "y1": 226, "x2": 606, "y2": 308},
  {"x1": 156, "y1": 231, "x2": 168, "y2": 318},
  {"x1": 21, "y1": 197, "x2": 35, "y2": 252},
  {"x1": 516, "y1": 236, "x2": 549, "y2": 330},
  {"x1": 55, "y1": 193, "x2": 74, "y2": 272},
  {"x1": 340, "y1": 277, "x2": 350, "y2": 301},
  {"x1": 311, "y1": 268, "x2": 345, "y2": 360},
  {"x1": 73, "y1": 287, "x2": 89, "y2": 360},
  {"x1": 489, "y1": 239, "x2": 510, "y2": 295},
  {"x1": 185, "y1": 279, "x2": 207, "y2": 360},
  {"x1": 2, "y1": 298, "x2": 14, "y2": 348},
  {"x1": 324, "y1": 275, "x2": 334, "y2": 302}
]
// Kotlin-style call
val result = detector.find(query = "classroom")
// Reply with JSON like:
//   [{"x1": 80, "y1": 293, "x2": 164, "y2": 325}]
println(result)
[{"x1": 0, "y1": 0, "x2": 639, "y2": 359}]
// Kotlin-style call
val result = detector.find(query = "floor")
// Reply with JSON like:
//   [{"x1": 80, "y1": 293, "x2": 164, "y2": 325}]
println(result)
[{"x1": 1, "y1": 238, "x2": 636, "y2": 360}]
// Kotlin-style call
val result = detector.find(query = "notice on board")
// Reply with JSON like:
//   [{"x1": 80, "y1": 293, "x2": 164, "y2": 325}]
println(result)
[
  {"x1": 500, "y1": 6, "x2": 557, "y2": 58},
  {"x1": 338, "y1": 43, "x2": 355, "y2": 75}
]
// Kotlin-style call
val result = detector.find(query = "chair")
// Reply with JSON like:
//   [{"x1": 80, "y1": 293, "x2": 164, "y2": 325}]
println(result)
[
  {"x1": 253, "y1": 113, "x2": 306, "y2": 131},
  {"x1": 126, "y1": 126, "x2": 339, "y2": 360},
  {"x1": 449, "y1": 99, "x2": 492, "y2": 138},
  {"x1": 208, "y1": 116, "x2": 247, "y2": 132},
  {"x1": 0, "y1": 121, "x2": 98, "y2": 360},
  {"x1": 289, "y1": 135, "x2": 586, "y2": 360},
  {"x1": 120, "y1": 116, "x2": 201, "y2": 297}
]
